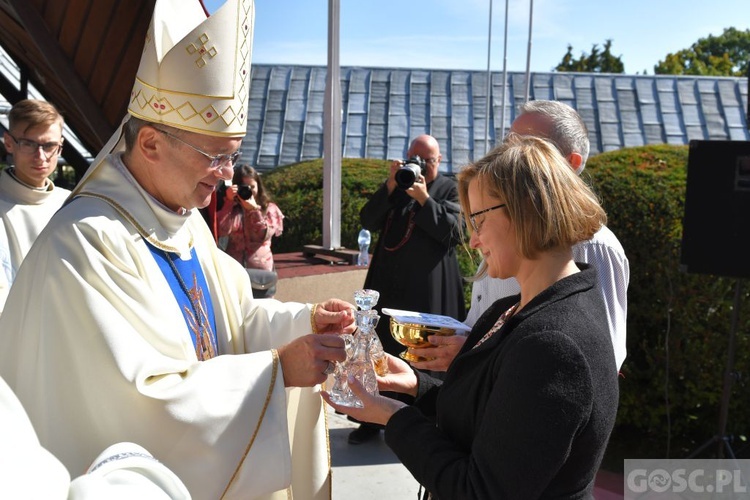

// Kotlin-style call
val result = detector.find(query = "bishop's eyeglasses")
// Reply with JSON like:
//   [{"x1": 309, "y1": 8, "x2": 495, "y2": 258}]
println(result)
[{"x1": 154, "y1": 127, "x2": 241, "y2": 170}]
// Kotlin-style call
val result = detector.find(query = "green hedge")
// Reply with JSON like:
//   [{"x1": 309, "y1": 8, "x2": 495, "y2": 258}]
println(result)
[
  {"x1": 263, "y1": 158, "x2": 390, "y2": 253},
  {"x1": 584, "y1": 144, "x2": 750, "y2": 458},
  {"x1": 263, "y1": 147, "x2": 750, "y2": 460}
]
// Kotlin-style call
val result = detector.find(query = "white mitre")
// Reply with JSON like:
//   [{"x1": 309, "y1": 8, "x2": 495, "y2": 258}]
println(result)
[
  {"x1": 129, "y1": 0, "x2": 253, "y2": 137},
  {"x1": 72, "y1": 0, "x2": 254, "y2": 194}
]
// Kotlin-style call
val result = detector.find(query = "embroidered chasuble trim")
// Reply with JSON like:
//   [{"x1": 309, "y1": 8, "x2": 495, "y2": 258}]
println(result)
[
  {"x1": 73, "y1": 192, "x2": 193, "y2": 252},
  {"x1": 89, "y1": 451, "x2": 160, "y2": 473},
  {"x1": 221, "y1": 349, "x2": 280, "y2": 500},
  {"x1": 323, "y1": 385, "x2": 332, "y2": 498}
]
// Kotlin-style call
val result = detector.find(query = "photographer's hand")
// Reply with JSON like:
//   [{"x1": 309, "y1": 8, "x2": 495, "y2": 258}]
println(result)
[
  {"x1": 406, "y1": 174, "x2": 430, "y2": 205},
  {"x1": 240, "y1": 197, "x2": 260, "y2": 211},
  {"x1": 385, "y1": 160, "x2": 401, "y2": 194}
]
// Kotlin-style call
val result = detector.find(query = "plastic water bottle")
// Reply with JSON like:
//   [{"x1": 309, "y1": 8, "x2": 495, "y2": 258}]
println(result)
[{"x1": 357, "y1": 228, "x2": 371, "y2": 267}]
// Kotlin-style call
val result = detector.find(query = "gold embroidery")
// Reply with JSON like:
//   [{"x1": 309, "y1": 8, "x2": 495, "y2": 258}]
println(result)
[
  {"x1": 72, "y1": 192, "x2": 193, "y2": 253},
  {"x1": 186, "y1": 33, "x2": 218, "y2": 68},
  {"x1": 221, "y1": 349, "x2": 280, "y2": 499},
  {"x1": 183, "y1": 272, "x2": 217, "y2": 360}
]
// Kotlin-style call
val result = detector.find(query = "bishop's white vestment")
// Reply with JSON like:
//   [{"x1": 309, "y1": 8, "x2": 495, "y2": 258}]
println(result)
[
  {"x1": 0, "y1": 154, "x2": 331, "y2": 500},
  {"x1": 0, "y1": 375, "x2": 192, "y2": 499}
]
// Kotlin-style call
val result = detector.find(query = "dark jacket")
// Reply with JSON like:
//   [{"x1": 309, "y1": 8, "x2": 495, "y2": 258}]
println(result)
[
  {"x1": 385, "y1": 266, "x2": 619, "y2": 499},
  {"x1": 360, "y1": 174, "x2": 466, "y2": 356}
]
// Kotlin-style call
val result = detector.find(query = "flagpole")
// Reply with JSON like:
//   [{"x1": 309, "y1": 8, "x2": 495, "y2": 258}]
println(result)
[
  {"x1": 500, "y1": 0, "x2": 509, "y2": 139},
  {"x1": 484, "y1": 0, "x2": 493, "y2": 155},
  {"x1": 323, "y1": 0, "x2": 342, "y2": 249},
  {"x1": 524, "y1": 0, "x2": 534, "y2": 102}
]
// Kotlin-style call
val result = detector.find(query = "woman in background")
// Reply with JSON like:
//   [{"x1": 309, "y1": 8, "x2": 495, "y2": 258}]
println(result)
[
  {"x1": 217, "y1": 164, "x2": 284, "y2": 272},
  {"x1": 324, "y1": 134, "x2": 619, "y2": 499}
]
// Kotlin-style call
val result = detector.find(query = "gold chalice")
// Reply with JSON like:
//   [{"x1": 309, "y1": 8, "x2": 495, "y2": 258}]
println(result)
[{"x1": 389, "y1": 317, "x2": 456, "y2": 362}]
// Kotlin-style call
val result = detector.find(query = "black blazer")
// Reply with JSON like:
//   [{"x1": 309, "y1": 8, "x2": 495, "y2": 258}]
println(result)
[{"x1": 385, "y1": 265, "x2": 619, "y2": 500}]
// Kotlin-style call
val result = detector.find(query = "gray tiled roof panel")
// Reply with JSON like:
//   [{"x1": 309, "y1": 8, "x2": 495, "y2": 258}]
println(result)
[
  {"x1": 640, "y1": 104, "x2": 660, "y2": 125},
  {"x1": 598, "y1": 102, "x2": 619, "y2": 123},
  {"x1": 346, "y1": 114, "x2": 367, "y2": 136},
  {"x1": 369, "y1": 102, "x2": 388, "y2": 124},
  {"x1": 347, "y1": 93, "x2": 367, "y2": 113},
  {"x1": 635, "y1": 79, "x2": 657, "y2": 104},
  {"x1": 724, "y1": 106, "x2": 746, "y2": 128},
  {"x1": 643, "y1": 124, "x2": 665, "y2": 143},
  {"x1": 285, "y1": 101, "x2": 306, "y2": 121},
  {"x1": 729, "y1": 128, "x2": 748, "y2": 140},
  {"x1": 244, "y1": 65, "x2": 749, "y2": 173}
]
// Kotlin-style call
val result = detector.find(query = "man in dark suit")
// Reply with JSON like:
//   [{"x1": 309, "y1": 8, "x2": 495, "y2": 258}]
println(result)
[{"x1": 351, "y1": 134, "x2": 466, "y2": 444}]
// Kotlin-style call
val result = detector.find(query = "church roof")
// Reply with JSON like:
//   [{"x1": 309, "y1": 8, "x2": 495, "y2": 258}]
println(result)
[{"x1": 242, "y1": 65, "x2": 749, "y2": 173}]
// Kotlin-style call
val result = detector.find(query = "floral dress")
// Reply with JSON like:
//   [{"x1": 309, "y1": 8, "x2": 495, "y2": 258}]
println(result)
[{"x1": 217, "y1": 201, "x2": 284, "y2": 271}]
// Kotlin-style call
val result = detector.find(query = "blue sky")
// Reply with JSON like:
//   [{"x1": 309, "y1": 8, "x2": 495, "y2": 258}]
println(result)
[{"x1": 203, "y1": 0, "x2": 750, "y2": 75}]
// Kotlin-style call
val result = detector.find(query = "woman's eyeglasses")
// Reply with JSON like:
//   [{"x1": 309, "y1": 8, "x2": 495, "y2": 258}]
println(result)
[{"x1": 468, "y1": 204, "x2": 506, "y2": 233}]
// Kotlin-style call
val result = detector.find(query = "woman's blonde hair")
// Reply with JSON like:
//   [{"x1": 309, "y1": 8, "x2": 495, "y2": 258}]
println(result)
[{"x1": 457, "y1": 134, "x2": 605, "y2": 264}]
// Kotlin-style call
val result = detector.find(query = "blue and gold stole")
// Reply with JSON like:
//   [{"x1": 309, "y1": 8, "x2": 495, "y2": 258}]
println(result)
[{"x1": 148, "y1": 243, "x2": 219, "y2": 360}]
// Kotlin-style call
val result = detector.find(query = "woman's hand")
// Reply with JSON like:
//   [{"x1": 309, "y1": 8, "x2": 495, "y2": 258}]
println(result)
[
  {"x1": 376, "y1": 353, "x2": 419, "y2": 396},
  {"x1": 322, "y1": 375, "x2": 407, "y2": 426},
  {"x1": 409, "y1": 334, "x2": 467, "y2": 372}
]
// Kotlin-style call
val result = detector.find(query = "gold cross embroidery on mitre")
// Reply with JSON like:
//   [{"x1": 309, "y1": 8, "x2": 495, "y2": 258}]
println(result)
[{"x1": 186, "y1": 33, "x2": 217, "y2": 68}]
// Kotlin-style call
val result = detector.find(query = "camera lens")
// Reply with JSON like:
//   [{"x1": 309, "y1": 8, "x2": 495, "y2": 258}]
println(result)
[
  {"x1": 395, "y1": 159, "x2": 424, "y2": 190},
  {"x1": 237, "y1": 185, "x2": 253, "y2": 200},
  {"x1": 395, "y1": 166, "x2": 417, "y2": 189}
]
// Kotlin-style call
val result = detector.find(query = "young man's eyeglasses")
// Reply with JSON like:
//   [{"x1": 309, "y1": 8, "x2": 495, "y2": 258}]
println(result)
[
  {"x1": 154, "y1": 127, "x2": 241, "y2": 170},
  {"x1": 469, "y1": 204, "x2": 506, "y2": 233},
  {"x1": 7, "y1": 132, "x2": 63, "y2": 160}
]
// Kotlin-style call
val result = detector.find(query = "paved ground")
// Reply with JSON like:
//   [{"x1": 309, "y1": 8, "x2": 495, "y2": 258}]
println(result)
[{"x1": 328, "y1": 405, "x2": 421, "y2": 499}]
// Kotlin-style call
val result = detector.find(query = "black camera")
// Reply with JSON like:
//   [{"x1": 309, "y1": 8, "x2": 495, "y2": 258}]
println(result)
[
  {"x1": 395, "y1": 156, "x2": 426, "y2": 189},
  {"x1": 237, "y1": 184, "x2": 253, "y2": 200}
]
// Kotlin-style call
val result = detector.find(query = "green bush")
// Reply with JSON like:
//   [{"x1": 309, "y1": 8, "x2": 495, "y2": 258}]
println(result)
[
  {"x1": 584, "y1": 144, "x2": 750, "y2": 458},
  {"x1": 263, "y1": 158, "x2": 389, "y2": 252}
]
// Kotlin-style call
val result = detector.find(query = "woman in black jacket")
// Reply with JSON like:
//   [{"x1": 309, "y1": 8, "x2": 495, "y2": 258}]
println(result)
[{"x1": 324, "y1": 134, "x2": 619, "y2": 499}]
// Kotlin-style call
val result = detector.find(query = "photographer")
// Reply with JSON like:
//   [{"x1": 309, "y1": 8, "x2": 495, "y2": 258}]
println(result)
[
  {"x1": 217, "y1": 165, "x2": 284, "y2": 294},
  {"x1": 350, "y1": 134, "x2": 465, "y2": 444}
]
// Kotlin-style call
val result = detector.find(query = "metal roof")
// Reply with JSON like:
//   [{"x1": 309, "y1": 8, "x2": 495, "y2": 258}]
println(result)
[{"x1": 243, "y1": 65, "x2": 750, "y2": 173}]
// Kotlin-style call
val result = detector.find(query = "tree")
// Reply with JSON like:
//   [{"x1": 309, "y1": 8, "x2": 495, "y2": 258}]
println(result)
[
  {"x1": 654, "y1": 27, "x2": 750, "y2": 76},
  {"x1": 555, "y1": 39, "x2": 624, "y2": 73}
]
